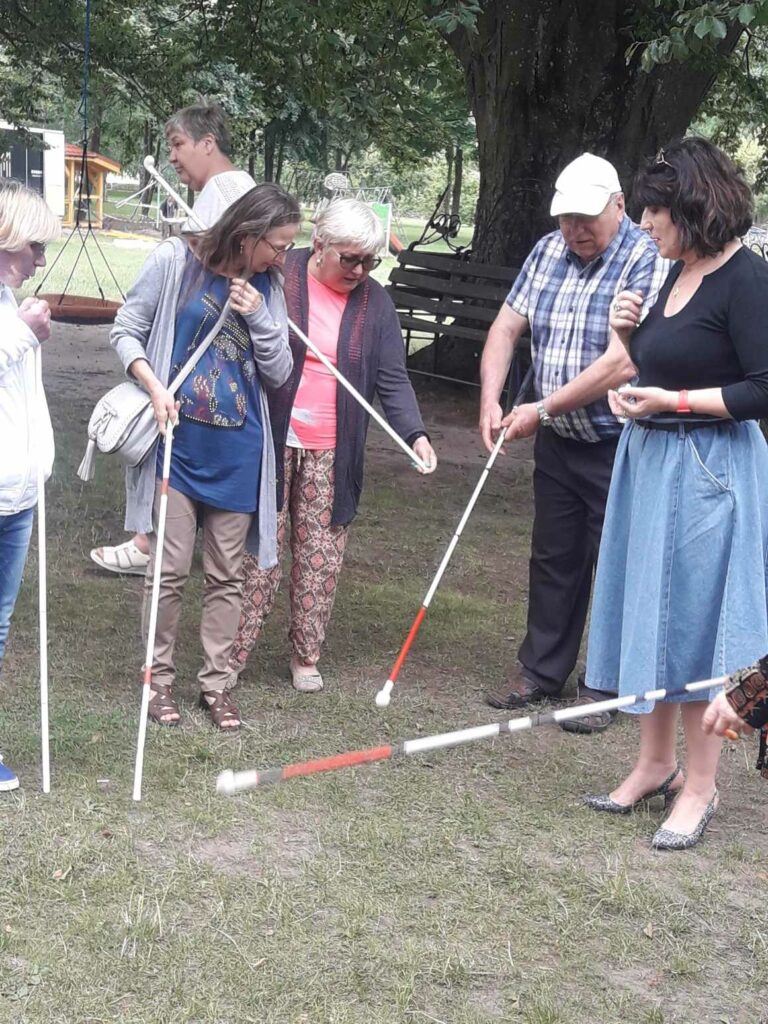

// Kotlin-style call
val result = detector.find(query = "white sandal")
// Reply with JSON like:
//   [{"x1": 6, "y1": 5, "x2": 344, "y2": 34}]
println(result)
[
  {"x1": 290, "y1": 663, "x2": 324, "y2": 693},
  {"x1": 90, "y1": 539, "x2": 150, "y2": 576}
]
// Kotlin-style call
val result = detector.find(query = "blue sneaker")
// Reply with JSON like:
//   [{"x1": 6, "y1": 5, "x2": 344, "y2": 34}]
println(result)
[{"x1": 0, "y1": 756, "x2": 19, "y2": 792}]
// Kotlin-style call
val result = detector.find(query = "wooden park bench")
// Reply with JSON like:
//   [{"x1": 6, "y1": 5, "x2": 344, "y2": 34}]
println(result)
[{"x1": 386, "y1": 248, "x2": 530, "y2": 391}]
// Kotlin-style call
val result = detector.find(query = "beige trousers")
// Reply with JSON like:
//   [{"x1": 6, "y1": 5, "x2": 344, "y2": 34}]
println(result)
[{"x1": 143, "y1": 484, "x2": 252, "y2": 692}]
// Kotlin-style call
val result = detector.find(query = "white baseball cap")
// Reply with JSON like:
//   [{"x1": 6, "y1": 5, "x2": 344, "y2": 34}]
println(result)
[
  {"x1": 182, "y1": 170, "x2": 257, "y2": 231},
  {"x1": 550, "y1": 154, "x2": 622, "y2": 217}
]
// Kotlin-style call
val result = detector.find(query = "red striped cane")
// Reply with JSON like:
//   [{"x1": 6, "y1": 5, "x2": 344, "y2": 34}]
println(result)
[
  {"x1": 218, "y1": 669, "x2": 735, "y2": 795},
  {"x1": 375, "y1": 365, "x2": 535, "y2": 708},
  {"x1": 132, "y1": 419, "x2": 175, "y2": 802}
]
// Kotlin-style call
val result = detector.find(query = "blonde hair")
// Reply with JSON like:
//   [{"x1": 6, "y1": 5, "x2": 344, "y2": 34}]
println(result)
[
  {"x1": 312, "y1": 198, "x2": 385, "y2": 254},
  {"x1": 0, "y1": 180, "x2": 61, "y2": 252}
]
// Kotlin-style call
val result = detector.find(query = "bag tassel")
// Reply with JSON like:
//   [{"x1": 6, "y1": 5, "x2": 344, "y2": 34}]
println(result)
[{"x1": 77, "y1": 438, "x2": 97, "y2": 482}]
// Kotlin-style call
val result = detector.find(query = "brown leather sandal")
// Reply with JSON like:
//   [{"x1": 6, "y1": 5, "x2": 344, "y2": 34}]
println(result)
[
  {"x1": 199, "y1": 688, "x2": 241, "y2": 731},
  {"x1": 147, "y1": 683, "x2": 181, "y2": 726}
]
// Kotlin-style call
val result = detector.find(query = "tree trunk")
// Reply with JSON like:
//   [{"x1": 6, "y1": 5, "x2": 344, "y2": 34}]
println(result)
[
  {"x1": 417, "y1": 0, "x2": 742, "y2": 379},
  {"x1": 443, "y1": 147, "x2": 454, "y2": 213},
  {"x1": 264, "y1": 121, "x2": 276, "y2": 182},
  {"x1": 248, "y1": 126, "x2": 257, "y2": 179},
  {"x1": 275, "y1": 132, "x2": 285, "y2": 184},
  {"x1": 451, "y1": 146, "x2": 463, "y2": 221}
]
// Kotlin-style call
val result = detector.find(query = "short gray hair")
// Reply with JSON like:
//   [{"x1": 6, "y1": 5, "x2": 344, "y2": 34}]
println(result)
[
  {"x1": 313, "y1": 199, "x2": 385, "y2": 254},
  {"x1": 165, "y1": 101, "x2": 232, "y2": 157},
  {"x1": 0, "y1": 180, "x2": 60, "y2": 252}
]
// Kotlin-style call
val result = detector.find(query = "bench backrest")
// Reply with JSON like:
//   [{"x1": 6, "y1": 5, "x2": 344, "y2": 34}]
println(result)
[{"x1": 386, "y1": 249, "x2": 521, "y2": 347}]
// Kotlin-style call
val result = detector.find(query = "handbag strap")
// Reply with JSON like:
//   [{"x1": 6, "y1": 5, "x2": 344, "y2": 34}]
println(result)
[{"x1": 166, "y1": 298, "x2": 232, "y2": 396}]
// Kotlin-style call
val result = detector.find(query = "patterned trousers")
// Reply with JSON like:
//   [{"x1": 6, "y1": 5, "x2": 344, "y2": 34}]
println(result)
[{"x1": 230, "y1": 447, "x2": 350, "y2": 670}]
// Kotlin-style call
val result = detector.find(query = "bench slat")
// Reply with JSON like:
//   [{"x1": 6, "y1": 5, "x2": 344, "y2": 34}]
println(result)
[
  {"x1": 389, "y1": 268, "x2": 509, "y2": 303},
  {"x1": 386, "y1": 289, "x2": 497, "y2": 326},
  {"x1": 397, "y1": 249, "x2": 520, "y2": 283}
]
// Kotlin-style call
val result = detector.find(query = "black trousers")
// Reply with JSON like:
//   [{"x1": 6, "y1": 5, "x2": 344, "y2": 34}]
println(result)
[{"x1": 517, "y1": 428, "x2": 619, "y2": 699}]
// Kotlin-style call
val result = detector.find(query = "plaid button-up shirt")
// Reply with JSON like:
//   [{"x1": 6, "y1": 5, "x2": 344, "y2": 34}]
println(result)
[{"x1": 506, "y1": 216, "x2": 669, "y2": 441}]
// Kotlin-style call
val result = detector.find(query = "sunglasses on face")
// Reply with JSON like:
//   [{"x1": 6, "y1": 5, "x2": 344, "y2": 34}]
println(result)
[
  {"x1": 333, "y1": 249, "x2": 382, "y2": 272},
  {"x1": 30, "y1": 242, "x2": 47, "y2": 258}
]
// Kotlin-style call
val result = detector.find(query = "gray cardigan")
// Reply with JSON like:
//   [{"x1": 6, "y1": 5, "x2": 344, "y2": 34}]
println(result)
[{"x1": 109, "y1": 237, "x2": 293, "y2": 568}]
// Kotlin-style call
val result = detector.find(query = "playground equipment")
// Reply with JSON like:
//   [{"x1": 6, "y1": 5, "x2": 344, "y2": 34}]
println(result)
[{"x1": 34, "y1": 0, "x2": 124, "y2": 324}]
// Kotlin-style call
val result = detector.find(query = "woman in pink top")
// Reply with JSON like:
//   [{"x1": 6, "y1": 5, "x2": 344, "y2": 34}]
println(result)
[{"x1": 229, "y1": 199, "x2": 437, "y2": 692}]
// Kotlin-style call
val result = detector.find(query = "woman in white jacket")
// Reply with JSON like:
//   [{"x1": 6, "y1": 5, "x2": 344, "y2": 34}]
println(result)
[{"x1": 0, "y1": 180, "x2": 60, "y2": 792}]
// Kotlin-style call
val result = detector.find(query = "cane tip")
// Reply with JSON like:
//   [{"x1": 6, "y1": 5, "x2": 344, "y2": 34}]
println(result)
[
  {"x1": 375, "y1": 691, "x2": 391, "y2": 708},
  {"x1": 216, "y1": 770, "x2": 236, "y2": 796},
  {"x1": 724, "y1": 728, "x2": 739, "y2": 741}
]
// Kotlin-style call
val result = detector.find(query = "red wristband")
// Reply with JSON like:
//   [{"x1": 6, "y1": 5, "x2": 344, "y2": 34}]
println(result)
[{"x1": 676, "y1": 389, "x2": 691, "y2": 414}]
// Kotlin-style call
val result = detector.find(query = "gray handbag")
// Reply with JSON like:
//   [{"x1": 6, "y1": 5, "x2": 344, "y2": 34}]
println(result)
[{"x1": 77, "y1": 300, "x2": 231, "y2": 481}]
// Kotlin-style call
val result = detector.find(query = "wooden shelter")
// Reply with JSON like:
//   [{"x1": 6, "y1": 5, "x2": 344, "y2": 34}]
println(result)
[{"x1": 63, "y1": 144, "x2": 121, "y2": 228}]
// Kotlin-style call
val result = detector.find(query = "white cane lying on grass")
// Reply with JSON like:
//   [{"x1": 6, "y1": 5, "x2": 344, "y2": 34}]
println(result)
[
  {"x1": 376, "y1": 364, "x2": 535, "y2": 708},
  {"x1": 142, "y1": 156, "x2": 428, "y2": 472},
  {"x1": 35, "y1": 345, "x2": 51, "y2": 793},
  {"x1": 219, "y1": 671, "x2": 733, "y2": 795},
  {"x1": 132, "y1": 418, "x2": 175, "y2": 802}
]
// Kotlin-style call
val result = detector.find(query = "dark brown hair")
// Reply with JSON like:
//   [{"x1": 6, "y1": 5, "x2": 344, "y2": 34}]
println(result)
[
  {"x1": 193, "y1": 183, "x2": 301, "y2": 274},
  {"x1": 634, "y1": 137, "x2": 753, "y2": 257}
]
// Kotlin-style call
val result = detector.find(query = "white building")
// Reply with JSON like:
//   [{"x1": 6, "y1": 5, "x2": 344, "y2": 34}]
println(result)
[{"x1": 0, "y1": 123, "x2": 66, "y2": 217}]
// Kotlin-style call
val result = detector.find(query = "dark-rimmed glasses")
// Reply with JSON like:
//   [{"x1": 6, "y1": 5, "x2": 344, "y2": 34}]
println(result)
[
  {"x1": 30, "y1": 242, "x2": 47, "y2": 259},
  {"x1": 333, "y1": 248, "x2": 382, "y2": 272}
]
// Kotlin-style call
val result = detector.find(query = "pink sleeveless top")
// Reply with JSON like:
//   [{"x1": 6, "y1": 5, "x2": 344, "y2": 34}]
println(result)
[{"x1": 287, "y1": 272, "x2": 348, "y2": 450}]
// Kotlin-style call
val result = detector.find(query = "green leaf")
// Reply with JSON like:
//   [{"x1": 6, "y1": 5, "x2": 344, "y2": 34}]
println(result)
[
  {"x1": 693, "y1": 16, "x2": 714, "y2": 38},
  {"x1": 738, "y1": 4, "x2": 757, "y2": 25},
  {"x1": 710, "y1": 17, "x2": 727, "y2": 39}
]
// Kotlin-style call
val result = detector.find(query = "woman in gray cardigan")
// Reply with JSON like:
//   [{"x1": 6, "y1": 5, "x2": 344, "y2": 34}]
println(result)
[{"x1": 110, "y1": 184, "x2": 298, "y2": 730}]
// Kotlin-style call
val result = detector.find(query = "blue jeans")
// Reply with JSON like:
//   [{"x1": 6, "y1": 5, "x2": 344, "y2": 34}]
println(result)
[{"x1": 0, "y1": 507, "x2": 35, "y2": 665}]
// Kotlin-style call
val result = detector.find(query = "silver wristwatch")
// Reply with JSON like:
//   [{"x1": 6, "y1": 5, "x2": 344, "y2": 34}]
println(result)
[{"x1": 536, "y1": 400, "x2": 553, "y2": 427}]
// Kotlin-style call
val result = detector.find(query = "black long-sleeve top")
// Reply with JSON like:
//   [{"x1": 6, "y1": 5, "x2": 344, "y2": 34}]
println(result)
[{"x1": 631, "y1": 246, "x2": 768, "y2": 421}]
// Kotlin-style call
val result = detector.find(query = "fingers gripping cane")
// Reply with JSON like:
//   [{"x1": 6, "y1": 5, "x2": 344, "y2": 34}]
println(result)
[
  {"x1": 218, "y1": 672, "x2": 730, "y2": 794},
  {"x1": 132, "y1": 420, "x2": 175, "y2": 802},
  {"x1": 142, "y1": 156, "x2": 428, "y2": 473},
  {"x1": 375, "y1": 364, "x2": 535, "y2": 708},
  {"x1": 34, "y1": 346, "x2": 51, "y2": 793}
]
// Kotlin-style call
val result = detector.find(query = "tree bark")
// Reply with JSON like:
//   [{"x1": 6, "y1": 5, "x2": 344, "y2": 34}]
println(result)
[
  {"x1": 451, "y1": 146, "x2": 463, "y2": 221},
  {"x1": 444, "y1": 0, "x2": 741, "y2": 266},
  {"x1": 275, "y1": 132, "x2": 285, "y2": 184},
  {"x1": 264, "y1": 121, "x2": 276, "y2": 182},
  {"x1": 443, "y1": 146, "x2": 454, "y2": 213},
  {"x1": 248, "y1": 126, "x2": 257, "y2": 179},
  {"x1": 412, "y1": 0, "x2": 742, "y2": 379}
]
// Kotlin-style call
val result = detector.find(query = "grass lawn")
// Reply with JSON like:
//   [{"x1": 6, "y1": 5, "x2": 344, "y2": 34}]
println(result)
[{"x1": 0, "y1": 319, "x2": 766, "y2": 1023}]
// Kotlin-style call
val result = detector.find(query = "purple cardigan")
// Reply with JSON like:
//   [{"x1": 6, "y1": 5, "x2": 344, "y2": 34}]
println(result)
[{"x1": 269, "y1": 248, "x2": 427, "y2": 526}]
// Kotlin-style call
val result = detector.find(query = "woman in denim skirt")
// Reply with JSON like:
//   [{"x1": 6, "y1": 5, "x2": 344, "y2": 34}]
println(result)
[{"x1": 583, "y1": 138, "x2": 768, "y2": 850}]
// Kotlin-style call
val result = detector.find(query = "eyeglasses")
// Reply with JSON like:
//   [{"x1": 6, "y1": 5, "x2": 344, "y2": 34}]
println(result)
[
  {"x1": 333, "y1": 249, "x2": 382, "y2": 272},
  {"x1": 262, "y1": 238, "x2": 295, "y2": 257},
  {"x1": 30, "y1": 242, "x2": 47, "y2": 258}
]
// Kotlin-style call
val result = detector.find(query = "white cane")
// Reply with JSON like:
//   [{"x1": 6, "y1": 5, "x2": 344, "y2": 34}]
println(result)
[
  {"x1": 132, "y1": 420, "x2": 175, "y2": 802},
  {"x1": 142, "y1": 157, "x2": 429, "y2": 472},
  {"x1": 34, "y1": 345, "x2": 50, "y2": 793}
]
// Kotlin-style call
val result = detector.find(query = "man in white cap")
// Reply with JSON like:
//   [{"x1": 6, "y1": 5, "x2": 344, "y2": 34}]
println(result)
[
  {"x1": 480, "y1": 153, "x2": 668, "y2": 731},
  {"x1": 90, "y1": 101, "x2": 256, "y2": 575}
]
